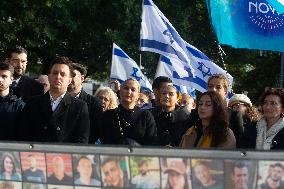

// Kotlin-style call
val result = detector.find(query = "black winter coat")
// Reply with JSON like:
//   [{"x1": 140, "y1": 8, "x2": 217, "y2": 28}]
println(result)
[
  {"x1": 18, "y1": 92, "x2": 90, "y2": 143},
  {"x1": 151, "y1": 106, "x2": 190, "y2": 146},
  {"x1": 0, "y1": 94, "x2": 24, "y2": 140},
  {"x1": 78, "y1": 90, "x2": 102, "y2": 143},
  {"x1": 10, "y1": 76, "x2": 43, "y2": 102},
  {"x1": 100, "y1": 105, "x2": 157, "y2": 145}
]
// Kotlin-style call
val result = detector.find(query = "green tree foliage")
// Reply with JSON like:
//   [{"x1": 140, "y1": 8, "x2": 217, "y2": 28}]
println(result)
[{"x1": 0, "y1": 0, "x2": 280, "y2": 102}]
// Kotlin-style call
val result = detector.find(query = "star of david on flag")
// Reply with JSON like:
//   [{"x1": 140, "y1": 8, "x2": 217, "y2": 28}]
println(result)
[
  {"x1": 156, "y1": 45, "x2": 233, "y2": 95},
  {"x1": 110, "y1": 43, "x2": 152, "y2": 93},
  {"x1": 140, "y1": 0, "x2": 195, "y2": 77}
]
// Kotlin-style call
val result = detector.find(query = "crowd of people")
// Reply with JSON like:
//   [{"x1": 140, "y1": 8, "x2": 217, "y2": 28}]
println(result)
[{"x1": 1, "y1": 45, "x2": 284, "y2": 150}]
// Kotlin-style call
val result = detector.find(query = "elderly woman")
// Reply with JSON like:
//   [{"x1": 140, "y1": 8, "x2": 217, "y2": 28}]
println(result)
[
  {"x1": 94, "y1": 86, "x2": 118, "y2": 112},
  {"x1": 243, "y1": 88, "x2": 284, "y2": 149},
  {"x1": 180, "y1": 91, "x2": 236, "y2": 149},
  {"x1": 100, "y1": 78, "x2": 156, "y2": 145}
]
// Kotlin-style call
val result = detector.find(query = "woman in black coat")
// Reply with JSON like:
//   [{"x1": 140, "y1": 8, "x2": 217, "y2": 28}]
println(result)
[{"x1": 100, "y1": 78, "x2": 156, "y2": 146}]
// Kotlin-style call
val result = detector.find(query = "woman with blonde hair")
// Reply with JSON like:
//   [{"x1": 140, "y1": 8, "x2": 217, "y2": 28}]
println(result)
[{"x1": 94, "y1": 86, "x2": 118, "y2": 112}]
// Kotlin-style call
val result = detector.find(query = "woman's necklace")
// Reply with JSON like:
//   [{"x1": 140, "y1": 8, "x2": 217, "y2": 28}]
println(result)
[{"x1": 116, "y1": 106, "x2": 133, "y2": 136}]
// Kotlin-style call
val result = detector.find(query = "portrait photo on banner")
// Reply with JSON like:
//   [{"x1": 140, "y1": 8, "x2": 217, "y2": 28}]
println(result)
[
  {"x1": 22, "y1": 182, "x2": 46, "y2": 189},
  {"x1": 160, "y1": 157, "x2": 191, "y2": 189},
  {"x1": 100, "y1": 155, "x2": 130, "y2": 188},
  {"x1": 46, "y1": 153, "x2": 73, "y2": 185},
  {"x1": 47, "y1": 184, "x2": 73, "y2": 189},
  {"x1": 72, "y1": 154, "x2": 101, "y2": 187},
  {"x1": 0, "y1": 181, "x2": 21, "y2": 189},
  {"x1": 191, "y1": 159, "x2": 224, "y2": 189},
  {"x1": 20, "y1": 152, "x2": 47, "y2": 183},
  {"x1": 129, "y1": 156, "x2": 160, "y2": 189},
  {"x1": 0, "y1": 152, "x2": 21, "y2": 181},
  {"x1": 224, "y1": 160, "x2": 257, "y2": 189},
  {"x1": 257, "y1": 160, "x2": 284, "y2": 189}
]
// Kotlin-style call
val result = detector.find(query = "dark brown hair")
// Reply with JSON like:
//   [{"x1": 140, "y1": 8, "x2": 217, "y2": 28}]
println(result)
[{"x1": 198, "y1": 91, "x2": 229, "y2": 147}]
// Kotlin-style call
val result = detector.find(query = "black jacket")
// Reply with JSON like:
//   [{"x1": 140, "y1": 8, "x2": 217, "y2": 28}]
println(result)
[
  {"x1": 151, "y1": 106, "x2": 190, "y2": 146},
  {"x1": 100, "y1": 105, "x2": 157, "y2": 145},
  {"x1": 78, "y1": 90, "x2": 102, "y2": 143},
  {"x1": 0, "y1": 94, "x2": 25, "y2": 140},
  {"x1": 242, "y1": 122, "x2": 284, "y2": 150},
  {"x1": 18, "y1": 92, "x2": 90, "y2": 143},
  {"x1": 10, "y1": 76, "x2": 44, "y2": 102}
]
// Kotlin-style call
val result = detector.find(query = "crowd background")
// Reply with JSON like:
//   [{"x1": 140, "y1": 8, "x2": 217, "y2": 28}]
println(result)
[{"x1": 0, "y1": 0, "x2": 281, "y2": 104}]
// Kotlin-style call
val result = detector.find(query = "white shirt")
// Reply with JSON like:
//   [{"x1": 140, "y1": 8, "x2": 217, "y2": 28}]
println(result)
[{"x1": 49, "y1": 92, "x2": 66, "y2": 112}]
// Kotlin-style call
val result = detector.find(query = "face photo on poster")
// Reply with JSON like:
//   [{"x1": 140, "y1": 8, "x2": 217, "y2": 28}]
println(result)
[
  {"x1": 191, "y1": 159, "x2": 224, "y2": 189},
  {"x1": 47, "y1": 185, "x2": 73, "y2": 189},
  {"x1": 129, "y1": 156, "x2": 160, "y2": 189},
  {"x1": 0, "y1": 152, "x2": 21, "y2": 181},
  {"x1": 257, "y1": 161, "x2": 284, "y2": 189},
  {"x1": 20, "y1": 152, "x2": 47, "y2": 183},
  {"x1": 23, "y1": 182, "x2": 46, "y2": 189},
  {"x1": 75, "y1": 186, "x2": 101, "y2": 189},
  {"x1": 224, "y1": 160, "x2": 257, "y2": 189},
  {"x1": 100, "y1": 155, "x2": 130, "y2": 188},
  {"x1": 160, "y1": 158, "x2": 192, "y2": 189},
  {"x1": 46, "y1": 153, "x2": 73, "y2": 185},
  {"x1": 72, "y1": 154, "x2": 101, "y2": 187},
  {"x1": 0, "y1": 181, "x2": 21, "y2": 189}
]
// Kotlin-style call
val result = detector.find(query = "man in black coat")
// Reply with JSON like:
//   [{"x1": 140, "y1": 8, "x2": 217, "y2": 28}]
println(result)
[
  {"x1": 5, "y1": 46, "x2": 43, "y2": 102},
  {"x1": 68, "y1": 63, "x2": 102, "y2": 143},
  {"x1": 0, "y1": 62, "x2": 24, "y2": 141},
  {"x1": 18, "y1": 57, "x2": 90, "y2": 143}
]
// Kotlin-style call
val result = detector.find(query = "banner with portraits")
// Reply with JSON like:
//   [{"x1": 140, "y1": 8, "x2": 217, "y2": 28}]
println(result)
[{"x1": 0, "y1": 142, "x2": 283, "y2": 189}]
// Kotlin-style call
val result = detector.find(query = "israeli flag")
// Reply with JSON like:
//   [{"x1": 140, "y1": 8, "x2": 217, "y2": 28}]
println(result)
[
  {"x1": 111, "y1": 43, "x2": 152, "y2": 92},
  {"x1": 156, "y1": 50, "x2": 233, "y2": 95},
  {"x1": 140, "y1": 0, "x2": 195, "y2": 76}
]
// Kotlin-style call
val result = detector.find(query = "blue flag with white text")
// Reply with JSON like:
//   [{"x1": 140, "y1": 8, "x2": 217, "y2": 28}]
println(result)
[
  {"x1": 111, "y1": 43, "x2": 152, "y2": 92},
  {"x1": 207, "y1": 0, "x2": 284, "y2": 52},
  {"x1": 140, "y1": 0, "x2": 195, "y2": 76}
]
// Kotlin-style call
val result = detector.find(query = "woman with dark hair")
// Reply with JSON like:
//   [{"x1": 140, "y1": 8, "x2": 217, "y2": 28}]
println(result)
[
  {"x1": 151, "y1": 85, "x2": 190, "y2": 146},
  {"x1": 100, "y1": 78, "x2": 156, "y2": 145},
  {"x1": 0, "y1": 153, "x2": 21, "y2": 180},
  {"x1": 164, "y1": 161, "x2": 190, "y2": 189},
  {"x1": 180, "y1": 91, "x2": 236, "y2": 149},
  {"x1": 243, "y1": 88, "x2": 284, "y2": 149}
]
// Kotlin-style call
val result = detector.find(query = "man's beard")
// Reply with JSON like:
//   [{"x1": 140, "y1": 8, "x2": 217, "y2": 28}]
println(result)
[{"x1": 13, "y1": 71, "x2": 22, "y2": 79}]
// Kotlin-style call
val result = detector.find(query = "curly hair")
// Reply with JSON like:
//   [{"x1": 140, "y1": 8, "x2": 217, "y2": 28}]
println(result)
[
  {"x1": 243, "y1": 105, "x2": 260, "y2": 123},
  {"x1": 94, "y1": 86, "x2": 118, "y2": 110},
  {"x1": 207, "y1": 74, "x2": 230, "y2": 93},
  {"x1": 198, "y1": 91, "x2": 229, "y2": 147}
]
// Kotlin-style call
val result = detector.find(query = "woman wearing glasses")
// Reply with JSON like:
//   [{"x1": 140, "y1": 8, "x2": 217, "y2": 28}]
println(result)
[
  {"x1": 229, "y1": 94, "x2": 260, "y2": 148},
  {"x1": 242, "y1": 88, "x2": 284, "y2": 149}
]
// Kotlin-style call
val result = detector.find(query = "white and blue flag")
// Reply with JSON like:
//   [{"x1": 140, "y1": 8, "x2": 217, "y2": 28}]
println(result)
[
  {"x1": 156, "y1": 52, "x2": 233, "y2": 95},
  {"x1": 140, "y1": 0, "x2": 195, "y2": 76},
  {"x1": 111, "y1": 43, "x2": 152, "y2": 92}
]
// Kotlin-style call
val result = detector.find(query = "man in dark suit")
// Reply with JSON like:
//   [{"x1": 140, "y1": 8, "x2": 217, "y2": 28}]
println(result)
[
  {"x1": 6, "y1": 46, "x2": 43, "y2": 102},
  {"x1": 68, "y1": 63, "x2": 102, "y2": 143},
  {"x1": 18, "y1": 56, "x2": 90, "y2": 143}
]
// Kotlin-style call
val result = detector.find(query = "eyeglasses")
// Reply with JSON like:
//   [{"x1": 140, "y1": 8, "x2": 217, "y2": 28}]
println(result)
[{"x1": 231, "y1": 102, "x2": 245, "y2": 110}]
